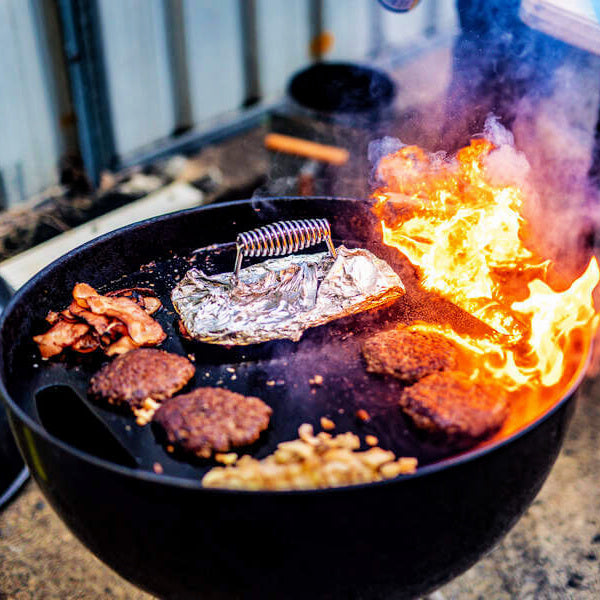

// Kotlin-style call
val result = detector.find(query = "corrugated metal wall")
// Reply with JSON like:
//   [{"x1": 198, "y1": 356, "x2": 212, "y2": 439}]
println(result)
[
  {"x1": 183, "y1": 0, "x2": 245, "y2": 124},
  {"x1": 97, "y1": 0, "x2": 175, "y2": 156},
  {"x1": 0, "y1": 0, "x2": 76, "y2": 208},
  {"x1": 0, "y1": 0, "x2": 457, "y2": 208}
]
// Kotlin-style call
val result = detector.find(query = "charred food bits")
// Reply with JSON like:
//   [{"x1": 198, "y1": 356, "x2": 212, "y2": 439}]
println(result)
[
  {"x1": 399, "y1": 371, "x2": 508, "y2": 447},
  {"x1": 202, "y1": 424, "x2": 418, "y2": 491},
  {"x1": 89, "y1": 349, "x2": 195, "y2": 424},
  {"x1": 362, "y1": 327, "x2": 458, "y2": 383},
  {"x1": 153, "y1": 388, "x2": 272, "y2": 458}
]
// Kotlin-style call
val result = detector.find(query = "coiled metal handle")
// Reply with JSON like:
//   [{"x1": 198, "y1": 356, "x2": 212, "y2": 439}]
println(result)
[{"x1": 233, "y1": 218, "x2": 336, "y2": 281}]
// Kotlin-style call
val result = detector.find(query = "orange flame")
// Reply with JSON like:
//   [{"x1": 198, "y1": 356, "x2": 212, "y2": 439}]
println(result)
[{"x1": 373, "y1": 138, "x2": 599, "y2": 396}]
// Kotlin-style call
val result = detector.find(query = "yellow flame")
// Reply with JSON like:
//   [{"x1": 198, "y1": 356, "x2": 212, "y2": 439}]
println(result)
[
  {"x1": 374, "y1": 139, "x2": 599, "y2": 392},
  {"x1": 512, "y1": 258, "x2": 600, "y2": 387}
]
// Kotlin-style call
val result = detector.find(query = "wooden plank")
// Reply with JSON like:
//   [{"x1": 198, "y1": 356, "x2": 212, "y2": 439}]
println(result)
[{"x1": 0, "y1": 182, "x2": 203, "y2": 290}]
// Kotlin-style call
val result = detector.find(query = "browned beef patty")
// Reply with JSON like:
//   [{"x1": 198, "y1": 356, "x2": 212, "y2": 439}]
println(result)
[
  {"x1": 154, "y1": 388, "x2": 273, "y2": 458},
  {"x1": 362, "y1": 328, "x2": 457, "y2": 383},
  {"x1": 399, "y1": 371, "x2": 508, "y2": 446},
  {"x1": 89, "y1": 348, "x2": 195, "y2": 409}
]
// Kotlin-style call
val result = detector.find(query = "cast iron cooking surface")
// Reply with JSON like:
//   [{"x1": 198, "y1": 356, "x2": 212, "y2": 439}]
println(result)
[
  {"x1": 11, "y1": 247, "x2": 467, "y2": 481},
  {"x1": 6, "y1": 197, "x2": 498, "y2": 482}
]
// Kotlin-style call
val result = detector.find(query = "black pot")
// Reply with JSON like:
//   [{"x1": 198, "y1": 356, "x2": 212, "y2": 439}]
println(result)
[
  {"x1": 267, "y1": 63, "x2": 398, "y2": 199},
  {"x1": 288, "y1": 62, "x2": 396, "y2": 123},
  {"x1": 0, "y1": 197, "x2": 583, "y2": 599}
]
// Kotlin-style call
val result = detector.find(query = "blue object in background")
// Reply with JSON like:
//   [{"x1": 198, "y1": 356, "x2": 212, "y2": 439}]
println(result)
[{"x1": 377, "y1": 0, "x2": 421, "y2": 12}]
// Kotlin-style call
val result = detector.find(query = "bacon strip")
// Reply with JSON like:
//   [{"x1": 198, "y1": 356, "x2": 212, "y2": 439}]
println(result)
[
  {"x1": 86, "y1": 295, "x2": 166, "y2": 346},
  {"x1": 105, "y1": 335, "x2": 139, "y2": 356},
  {"x1": 105, "y1": 288, "x2": 162, "y2": 315},
  {"x1": 71, "y1": 332, "x2": 101, "y2": 354},
  {"x1": 73, "y1": 283, "x2": 99, "y2": 308},
  {"x1": 35, "y1": 282, "x2": 165, "y2": 359},
  {"x1": 33, "y1": 322, "x2": 90, "y2": 359},
  {"x1": 141, "y1": 296, "x2": 161, "y2": 315},
  {"x1": 106, "y1": 287, "x2": 155, "y2": 298},
  {"x1": 68, "y1": 301, "x2": 112, "y2": 334},
  {"x1": 59, "y1": 309, "x2": 79, "y2": 323},
  {"x1": 46, "y1": 311, "x2": 60, "y2": 325},
  {"x1": 104, "y1": 319, "x2": 129, "y2": 340}
]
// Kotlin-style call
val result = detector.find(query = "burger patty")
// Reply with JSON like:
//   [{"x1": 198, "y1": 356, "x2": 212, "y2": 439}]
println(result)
[
  {"x1": 362, "y1": 328, "x2": 457, "y2": 383},
  {"x1": 399, "y1": 371, "x2": 508, "y2": 446},
  {"x1": 89, "y1": 348, "x2": 195, "y2": 409},
  {"x1": 154, "y1": 387, "x2": 273, "y2": 458}
]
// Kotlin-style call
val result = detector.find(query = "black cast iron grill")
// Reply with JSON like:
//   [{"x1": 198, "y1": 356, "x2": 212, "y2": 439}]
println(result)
[
  {"x1": 0, "y1": 197, "x2": 584, "y2": 600},
  {"x1": 15, "y1": 208, "x2": 463, "y2": 477}
]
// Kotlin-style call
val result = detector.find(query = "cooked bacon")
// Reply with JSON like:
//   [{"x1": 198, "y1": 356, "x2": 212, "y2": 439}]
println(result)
[
  {"x1": 71, "y1": 332, "x2": 101, "y2": 354},
  {"x1": 35, "y1": 282, "x2": 166, "y2": 359},
  {"x1": 46, "y1": 311, "x2": 60, "y2": 325},
  {"x1": 104, "y1": 318, "x2": 129, "y2": 340},
  {"x1": 141, "y1": 296, "x2": 161, "y2": 315},
  {"x1": 68, "y1": 301, "x2": 112, "y2": 334},
  {"x1": 106, "y1": 287, "x2": 155, "y2": 298},
  {"x1": 33, "y1": 321, "x2": 90, "y2": 359},
  {"x1": 59, "y1": 309, "x2": 79, "y2": 323},
  {"x1": 86, "y1": 295, "x2": 166, "y2": 346},
  {"x1": 73, "y1": 283, "x2": 99, "y2": 308},
  {"x1": 106, "y1": 287, "x2": 162, "y2": 315},
  {"x1": 100, "y1": 320, "x2": 129, "y2": 346},
  {"x1": 105, "y1": 335, "x2": 139, "y2": 356}
]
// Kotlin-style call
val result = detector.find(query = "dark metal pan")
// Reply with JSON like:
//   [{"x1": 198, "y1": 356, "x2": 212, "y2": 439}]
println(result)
[
  {"x1": 0, "y1": 197, "x2": 585, "y2": 599},
  {"x1": 0, "y1": 275, "x2": 28, "y2": 510}
]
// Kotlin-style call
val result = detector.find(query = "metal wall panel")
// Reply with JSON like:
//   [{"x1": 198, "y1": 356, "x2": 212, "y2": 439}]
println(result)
[
  {"x1": 97, "y1": 0, "x2": 175, "y2": 157},
  {"x1": 382, "y1": 1, "x2": 458, "y2": 46},
  {"x1": 256, "y1": 0, "x2": 311, "y2": 99},
  {"x1": 438, "y1": 1, "x2": 459, "y2": 31},
  {"x1": 183, "y1": 0, "x2": 245, "y2": 124},
  {"x1": 381, "y1": 1, "x2": 430, "y2": 47},
  {"x1": 0, "y1": 0, "x2": 458, "y2": 207},
  {"x1": 0, "y1": 0, "x2": 64, "y2": 207},
  {"x1": 323, "y1": 0, "x2": 372, "y2": 61}
]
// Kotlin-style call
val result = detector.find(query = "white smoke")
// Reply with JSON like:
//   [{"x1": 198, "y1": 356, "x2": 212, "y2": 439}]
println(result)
[
  {"x1": 367, "y1": 136, "x2": 405, "y2": 170},
  {"x1": 483, "y1": 116, "x2": 531, "y2": 189}
]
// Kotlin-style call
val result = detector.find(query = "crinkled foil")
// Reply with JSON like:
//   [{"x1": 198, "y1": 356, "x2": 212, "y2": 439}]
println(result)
[{"x1": 171, "y1": 246, "x2": 405, "y2": 345}]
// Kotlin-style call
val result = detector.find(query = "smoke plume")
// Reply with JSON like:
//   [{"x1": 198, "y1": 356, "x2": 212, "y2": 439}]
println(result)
[{"x1": 370, "y1": 1, "x2": 600, "y2": 277}]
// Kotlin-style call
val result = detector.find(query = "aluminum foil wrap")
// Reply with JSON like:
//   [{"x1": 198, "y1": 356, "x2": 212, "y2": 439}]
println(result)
[{"x1": 172, "y1": 246, "x2": 405, "y2": 345}]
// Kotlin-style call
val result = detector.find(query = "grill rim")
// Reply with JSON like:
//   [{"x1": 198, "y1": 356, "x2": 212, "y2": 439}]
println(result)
[{"x1": 0, "y1": 196, "x2": 589, "y2": 495}]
